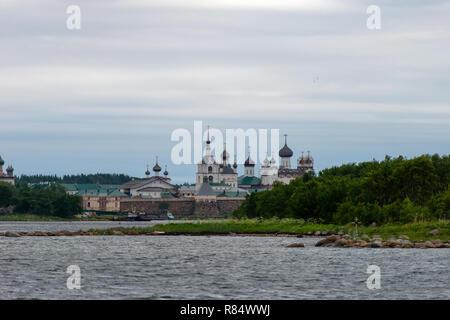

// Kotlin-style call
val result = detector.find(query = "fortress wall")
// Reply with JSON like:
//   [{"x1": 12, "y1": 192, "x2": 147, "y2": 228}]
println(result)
[{"x1": 120, "y1": 197, "x2": 244, "y2": 217}]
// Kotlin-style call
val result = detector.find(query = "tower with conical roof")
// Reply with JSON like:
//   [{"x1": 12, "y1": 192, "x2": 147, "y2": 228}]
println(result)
[
  {"x1": 297, "y1": 150, "x2": 314, "y2": 173},
  {"x1": 196, "y1": 125, "x2": 221, "y2": 190},
  {"x1": 244, "y1": 146, "x2": 255, "y2": 177}
]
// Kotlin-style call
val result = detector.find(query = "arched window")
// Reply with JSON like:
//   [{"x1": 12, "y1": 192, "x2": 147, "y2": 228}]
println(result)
[
  {"x1": 203, "y1": 176, "x2": 208, "y2": 182},
  {"x1": 209, "y1": 176, "x2": 213, "y2": 181},
  {"x1": 208, "y1": 166, "x2": 213, "y2": 173}
]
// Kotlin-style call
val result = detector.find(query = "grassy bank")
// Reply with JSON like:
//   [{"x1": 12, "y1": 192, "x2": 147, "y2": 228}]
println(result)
[{"x1": 92, "y1": 219, "x2": 449, "y2": 241}]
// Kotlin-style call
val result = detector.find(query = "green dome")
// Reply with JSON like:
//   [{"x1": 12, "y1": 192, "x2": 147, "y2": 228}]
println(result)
[{"x1": 0, "y1": 156, "x2": 4, "y2": 166}]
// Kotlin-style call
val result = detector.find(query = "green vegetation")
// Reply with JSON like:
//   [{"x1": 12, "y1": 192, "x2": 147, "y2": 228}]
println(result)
[
  {"x1": 89, "y1": 219, "x2": 449, "y2": 241},
  {"x1": 0, "y1": 182, "x2": 82, "y2": 218},
  {"x1": 91, "y1": 218, "x2": 340, "y2": 235},
  {"x1": 17, "y1": 173, "x2": 135, "y2": 185},
  {"x1": 233, "y1": 154, "x2": 450, "y2": 225},
  {"x1": 0, "y1": 214, "x2": 73, "y2": 221}
]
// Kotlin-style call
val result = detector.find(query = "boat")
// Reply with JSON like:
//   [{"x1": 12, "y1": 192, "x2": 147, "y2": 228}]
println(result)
[{"x1": 167, "y1": 212, "x2": 175, "y2": 220}]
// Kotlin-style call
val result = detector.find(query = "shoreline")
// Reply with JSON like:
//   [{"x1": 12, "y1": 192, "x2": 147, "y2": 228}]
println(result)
[{"x1": 1, "y1": 219, "x2": 448, "y2": 248}]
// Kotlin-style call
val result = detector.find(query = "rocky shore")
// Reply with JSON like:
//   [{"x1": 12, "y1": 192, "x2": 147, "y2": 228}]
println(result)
[
  {"x1": 313, "y1": 233, "x2": 450, "y2": 249},
  {"x1": 1, "y1": 229, "x2": 449, "y2": 248}
]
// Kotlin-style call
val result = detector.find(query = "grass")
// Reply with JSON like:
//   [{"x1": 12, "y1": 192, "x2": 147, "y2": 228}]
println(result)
[
  {"x1": 357, "y1": 221, "x2": 449, "y2": 242},
  {"x1": 89, "y1": 218, "x2": 450, "y2": 241},
  {"x1": 1, "y1": 214, "x2": 448, "y2": 241}
]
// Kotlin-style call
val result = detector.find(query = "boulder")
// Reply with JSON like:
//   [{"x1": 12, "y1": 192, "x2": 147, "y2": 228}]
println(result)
[
  {"x1": 429, "y1": 229, "x2": 439, "y2": 236},
  {"x1": 286, "y1": 243, "x2": 305, "y2": 248},
  {"x1": 321, "y1": 230, "x2": 329, "y2": 236},
  {"x1": 153, "y1": 231, "x2": 165, "y2": 235},
  {"x1": 5, "y1": 231, "x2": 21, "y2": 237},
  {"x1": 356, "y1": 240, "x2": 368, "y2": 247},
  {"x1": 112, "y1": 231, "x2": 124, "y2": 236},
  {"x1": 326, "y1": 235, "x2": 341, "y2": 242},
  {"x1": 414, "y1": 242, "x2": 426, "y2": 249},
  {"x1": 361, "y1": 234, "x2": 370, "y2": 241},
  {"x1": 385, "y1": 239, "x2": 402, "y2": 248},
  {"x1": 334, "y1": 239, "x2": 348, "y2": 247},
  {"x1": 314, "y1": 231, "x2": 321, "y2": 236},
  {"x1": 371, "y1": 235, "x2": 382, "y2": 241},
  {"x1": 371, "y1": 241, "x2": 382, "y2": 248},
  {"x1": 402, "y1": 242, "x2": 413, "y2": 248},
  {"x1": 315, "y1": 239, "x2": 328, "y2": 247},
  {"x1": 424, "y1": 241, "x2": 435, "y2": 248},
  {"x1": 432, "y1": 240, "x2": 445, "y2": 248},
  {"x1": 315, "y1": 235, "x2": 340, "y2": 247},
  {"x1": 399, "y1": 235, "x2": 409, "y2": 240}
]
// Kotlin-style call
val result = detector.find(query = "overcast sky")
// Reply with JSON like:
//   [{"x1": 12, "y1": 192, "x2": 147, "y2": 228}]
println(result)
[{"x1": 1, "y1": 0, "x2": 449, "y2": 183}]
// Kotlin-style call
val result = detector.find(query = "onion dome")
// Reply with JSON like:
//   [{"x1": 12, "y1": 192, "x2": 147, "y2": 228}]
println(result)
[
  {"x1": 244, "y1": 155, "x2": 255, "y2": 167},
  {"x1": 279, "y1": 134, "x2": 293, "y2": 157},
  {"x1": 153, "y1": 163, "x2": 161, "y2": 172},
  {"x1": 145, "y1": 168, "x2": 150, "y2": 176},
  {"x1": 233, "y1": 162, "x2": 238, "y2": 169},
  {"x1": 0, "y1": 156, "x2": 4, "y2": 166},
  {"x1": 263, "y1": 157, "x2": 269, "y2": 167},
  {"x1": 164, "y1": 165, "x2": 168, "y2": 176},
  {"x1": 6, "y1": 165, "x2": 13, "y2": 176}
]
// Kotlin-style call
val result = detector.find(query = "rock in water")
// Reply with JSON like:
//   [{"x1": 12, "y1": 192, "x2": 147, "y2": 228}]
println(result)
[
  {"x1": 286, "y1": 243, "x2": 305, "y2": 248},
  {"x1": 5, "y1": 232, "x2": 21, "y2": 237}
]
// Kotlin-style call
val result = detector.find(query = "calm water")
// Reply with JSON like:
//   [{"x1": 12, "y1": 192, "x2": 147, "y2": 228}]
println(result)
[
  {"x1": 0, "y1": 220, "x2": 176, "y2": 233},
  {"x1": 0, "y1": 222, "x2": 449, "y2": 300}
]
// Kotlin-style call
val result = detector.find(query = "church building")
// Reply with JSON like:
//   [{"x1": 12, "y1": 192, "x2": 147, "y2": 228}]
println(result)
[
  {"x1": 0, "y1": 155, "x2": 15, "y2": 185},
  {"x1": 195, "y1": 131, "x2": 238, "y2": 190}
]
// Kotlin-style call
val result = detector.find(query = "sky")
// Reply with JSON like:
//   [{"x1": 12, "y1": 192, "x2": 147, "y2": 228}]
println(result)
[{"x1": 0, "y1": 0, "x2": 449, "y2": 183}]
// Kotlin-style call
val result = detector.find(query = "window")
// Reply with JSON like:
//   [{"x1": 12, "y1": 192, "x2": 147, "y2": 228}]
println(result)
[
  {"x1": 209, "y1": 176, "x2": 213, "y2": 181},
  {"x1": 87, "y1": 202, "x2": 91, "y2": 207},
  {"x1": 208, "y1": 166, "x2": 212, "y2": 173}
]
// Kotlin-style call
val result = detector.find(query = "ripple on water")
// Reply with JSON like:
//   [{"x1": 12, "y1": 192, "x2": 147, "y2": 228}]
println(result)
[{"x1": 0, "y1": 228, "x2": 449, "y2": 299}]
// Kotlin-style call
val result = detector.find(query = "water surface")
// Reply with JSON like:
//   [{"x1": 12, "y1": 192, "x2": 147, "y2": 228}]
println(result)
[{"x1": 1, "y1": 224, "x2": 448, "y2": 300}]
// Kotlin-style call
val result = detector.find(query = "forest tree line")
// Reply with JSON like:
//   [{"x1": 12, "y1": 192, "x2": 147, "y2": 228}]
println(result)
[
  {"x1": 0, "y1": 183, "x2": 82, "y2": 218},
  {"x1": 17, "y1": 173, "x2": 135, "y2": 185},
  {"x1": 233, "y1": 154, "x2": 450, "y2": 225}
]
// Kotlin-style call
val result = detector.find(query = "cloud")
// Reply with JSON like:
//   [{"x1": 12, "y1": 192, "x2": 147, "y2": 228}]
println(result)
[
  {"x1": 0, "y1": 0, "x2": 449, "y2": 180},
  {"x1": 118, "y1": 0, "x2": 353, "y2": 11}
]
